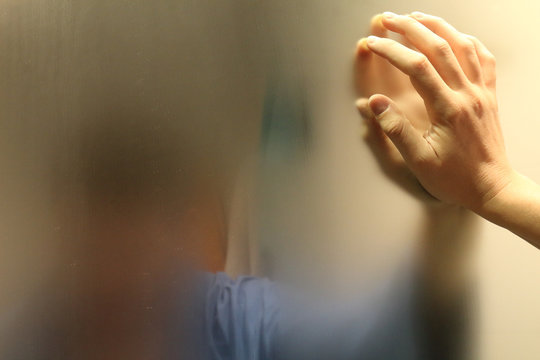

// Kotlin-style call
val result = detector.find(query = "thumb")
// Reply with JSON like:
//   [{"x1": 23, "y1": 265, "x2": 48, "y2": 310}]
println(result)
[{"x1": 368, "y1": 94, "x2": 430, "y2": 165}]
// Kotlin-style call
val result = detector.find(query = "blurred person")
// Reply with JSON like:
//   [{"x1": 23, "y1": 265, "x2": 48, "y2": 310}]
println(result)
[
  {"x1": 355, "y1": 11, "x2": 540, "y2": 249},
  {"x1": 2, "y1": 111, "x2": 422, "y2": 360},
  {"x1": 2, "y1": 30, "x2": 416, "y2": 360},
  {"x1": 0, "y1": 4, "x2": 480, "y2": 360}
]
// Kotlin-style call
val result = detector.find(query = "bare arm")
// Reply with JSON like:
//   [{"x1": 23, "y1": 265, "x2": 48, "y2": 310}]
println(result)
[{"x1": 478, "y1": 171, "x2": 540, "y2": 248}]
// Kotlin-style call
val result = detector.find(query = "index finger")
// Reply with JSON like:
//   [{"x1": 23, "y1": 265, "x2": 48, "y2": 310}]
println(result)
[{"x1": 366, "y1": 36, "x2": 453, "y2": 113}]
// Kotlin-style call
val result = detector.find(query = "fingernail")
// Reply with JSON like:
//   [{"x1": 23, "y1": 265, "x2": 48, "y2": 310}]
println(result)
[
  {"x1": 411, "y1": 11, "x2": 424, "y2": 18},
  {"x1": 367, "y1": 35, "x2": 379, "y2": 45},
  {"x1": 369, "y1": 99, "x2": 389, "y2": 116},
  {"x1": 383, "y1": 11, "x2": 396, "y2": 19},
  {"x1": 356, "y1": 38, "x2": 370, "y2": 53},
  {"x1": 372, "y1": 13, "x2": 384, "y2": 24}
]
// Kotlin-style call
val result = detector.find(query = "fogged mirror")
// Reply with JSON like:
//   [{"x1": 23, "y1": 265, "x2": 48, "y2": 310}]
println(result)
[{"x1": 1, "y1": 1, "x2": 539, "y2": 359}]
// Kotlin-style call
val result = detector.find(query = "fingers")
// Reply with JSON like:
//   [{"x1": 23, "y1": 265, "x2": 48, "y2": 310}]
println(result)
[
  {"x1": 409, "y1": 12, "x2": 483, "y2": 84},
  {"x1": 365, "y1": 36, "x2": 452, "y2": 110},
  {"x1": 356, "y1": 97, "x2": 374, "y2": 121},
  {"x1": 355, "y1": 38, "x2": 375, "y2": 96},
  {"x1": 357, "y1": 98, "x2": 402, "y2": 177},
  {"x1": 357, "y1": 97, "x2": 408, "y2": 179},
  {"x1": 465, "y1": 35, "x2": 497, "y2": 89},
  {"x1": 357, "y1": 98, "x2": 389, "y2": 148},
  {"x1": 380, "y1": 12, "x2": 468, "y2": 89},
  {"x1": 355, "y1": 14, "x2": 406, "y2": 97},
  {"x1": 356, "y1": 97, "x2": 439, "y2": 203},
  {"x1": 365, "y1": 94, "x2": 433, "y2": 168},
  {"x1": 370, "y1": 14, "x2": 413, "y2": 94},
  {"x1": 356, "y1": 14, "x2": 387, "y2": 59},
  {"x1": 370, "y1": 13, "x2": 388, "y2": 37}
]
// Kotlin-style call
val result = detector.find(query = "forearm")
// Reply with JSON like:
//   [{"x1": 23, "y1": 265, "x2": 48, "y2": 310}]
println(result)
[{"x1": 477, "y1": 171, "x2": 540, "y2": 249}]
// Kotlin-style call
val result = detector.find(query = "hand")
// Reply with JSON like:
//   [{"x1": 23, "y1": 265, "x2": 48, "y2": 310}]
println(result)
[
  {"x1": 355, "y1": 14, "x2": 437, "y2": 203},
  {"x1": 355, "y1": 12, "x2": 513, "y2": 211}
]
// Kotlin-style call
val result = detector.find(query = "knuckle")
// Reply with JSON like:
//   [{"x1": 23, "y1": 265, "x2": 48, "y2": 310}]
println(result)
[
  {"x1": 465, "y1": 34, "x2": 478, "y2": 43},
  {"x1": 468, "y1": 96, "x2": 485, "y2": 117},
  {"x1": 382, "y1": 117, "x2": 405, "y2": 138},
  {"x1": 459, "y1": 38, "x2": 476, "y2": 55},
  {"x1": 443, "y1": 101, "x2": 466, "y2": 122},
  {"x1": 431, "y1": 15, "x2": 445, "y2": 24},
  {"x1": 467, "y1": 88, "x2": 491, "y2": 116},
  {"x1": 445, "y1": 91, "x2": 487, "y2": 121},
  {"x1": 403, "y1": 15, "x2": 419, "y2": 27},
  {"x1": 486, "y1": 52, "x2": 497, "y2": 67},
  {"x1": 411, "y1": 54, "x2": 430, "y2": 74},
  {"x1": 433, "y1": 39, "x2": 452, "y2": 57}
]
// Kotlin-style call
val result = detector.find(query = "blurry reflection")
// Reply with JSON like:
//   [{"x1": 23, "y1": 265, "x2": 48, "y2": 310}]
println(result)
[{"x1": 0, "y1": 1, "x2": 482, "y2": 359}]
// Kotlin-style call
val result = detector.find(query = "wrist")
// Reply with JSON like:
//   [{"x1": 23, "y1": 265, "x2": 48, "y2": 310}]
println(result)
[
  {"x1": 474, "y1": 170, "x2": 539, "y2": 228},
  {"x1": 466, "y1": 164, "x2": 517, "y2": 214}
]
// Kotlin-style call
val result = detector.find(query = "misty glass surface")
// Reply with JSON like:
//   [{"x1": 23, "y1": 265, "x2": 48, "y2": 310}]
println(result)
[{"x1": 1, "y1": 1, "x2": 539, "y2": 359}]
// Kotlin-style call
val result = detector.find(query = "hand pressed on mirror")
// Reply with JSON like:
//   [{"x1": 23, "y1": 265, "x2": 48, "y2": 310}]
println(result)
[
  {"x1": 354, "y1": 14, "x2": 438, "y2": 204},
  {"x1": 355, "y1": 11, "x2": 540, "y2": 248}
]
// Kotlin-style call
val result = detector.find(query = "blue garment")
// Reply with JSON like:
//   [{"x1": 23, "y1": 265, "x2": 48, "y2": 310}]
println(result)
[
  {"x1": 203, "y1": 271, "x2": 419, "y2": 360},
  {"x1": 205, "y1": 273, "x2": 278, "y2": 360},
  {"x1": 0, "y1": 270, "x2": 419, "y2": 359}
]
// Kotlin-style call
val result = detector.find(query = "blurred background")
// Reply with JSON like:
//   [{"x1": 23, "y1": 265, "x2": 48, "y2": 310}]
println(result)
[{"x1": 0, "y1": 0, "x2": 539, "y2": 359}]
